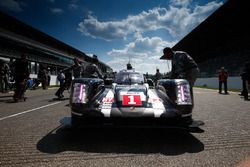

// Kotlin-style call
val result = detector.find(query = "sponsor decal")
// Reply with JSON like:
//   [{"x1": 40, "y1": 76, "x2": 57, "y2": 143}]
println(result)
[
  {"x1": 100, "y1": 90, "x2": 114, "y2": 117},
  {"x1": 100, "y1": 103, "x2": 112, "y2": 109},
  {"x1": 148, "y1": 98, "x2": 162, "y2": 103},
  {"x1": 148, "y1": 89, "x2": 165, "y2": 117},
  {"x1": 102, "y1": 97, "x2": 114, "y2": 103},
  {"x1": 119, "y1": 91, "x2": 145, "y2": 106}
]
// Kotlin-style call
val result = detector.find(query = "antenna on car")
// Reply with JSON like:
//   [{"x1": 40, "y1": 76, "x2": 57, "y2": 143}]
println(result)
[{"x1": 127, "y1": 57, "x2": 133, "y2": 70}]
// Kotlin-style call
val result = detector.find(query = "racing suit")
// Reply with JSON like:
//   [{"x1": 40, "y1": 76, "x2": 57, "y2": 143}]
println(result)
[
  {"x1": 85, "y1": 63, "x2": 103, "y2": 79},
  {"x1": 55, "y1": 69, "x2": 72, "y2": 98},
  {"x1": 241, "y1": 62, "x2": 250, "y2": 99},
  {"x1": 84, "y1": 63, "x2": 103, "y2": 99},
  {"x1": 12, "y1": 58, "x2": 30, "y2": 101},
  {"x1": 0, "y1": 62, "x2": 10, "y2": 93},
  {"x1": 71, "y1": 63, "x2": 82, "y2": 79},
  {"x1": 170, "y1": 51, "x2": 199, "y2": 87}
]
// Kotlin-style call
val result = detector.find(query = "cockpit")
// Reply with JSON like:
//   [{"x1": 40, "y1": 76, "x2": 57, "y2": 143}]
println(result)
[{"x1": 114, "y1": 70, "x2": 146, "y2": 85}]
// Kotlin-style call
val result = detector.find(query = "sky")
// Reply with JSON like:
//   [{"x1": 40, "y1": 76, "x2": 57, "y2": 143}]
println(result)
[{"x1": 0, "y1": 0, "x2": 226, "y2": 74}]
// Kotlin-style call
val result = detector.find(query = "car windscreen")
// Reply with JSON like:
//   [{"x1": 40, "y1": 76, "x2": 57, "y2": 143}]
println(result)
[{"x1": 115, "y1": 72, "x2": 144, "y2": 84}]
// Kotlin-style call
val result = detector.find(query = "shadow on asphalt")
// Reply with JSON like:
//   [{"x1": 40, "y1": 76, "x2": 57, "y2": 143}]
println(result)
[
  {"x1": 48, "y1": 97, "x2": 69, "y2": 102},
  {"x1": 239, "y1": 96, "x2": 250, "y2": 101},
  {"x1": 37, "y1": 124, "x2": 204, "y2": 155},
  {"x1": 0, "y1": 99, "x2": 13, "y2": 103},
  {"x1": 0, "y1": 95, "x2": 13, "y2": 98},
  {"x1": 0, "y1": 95, "x2": 14, "y2": 103}
]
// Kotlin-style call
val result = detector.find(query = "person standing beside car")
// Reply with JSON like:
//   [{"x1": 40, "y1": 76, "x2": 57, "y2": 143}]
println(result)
[
  {"x1": 154, "y1": 68, "x2": 162, "y2": 85},
  {"x1": 57, "y1": 70, "x2": 65, "y2": 87},
  {"x1": 12, "y1": 54, "x2": 30, "y2": 102},
  {"x1": 55, "y1": 68, "x2": 72, "y2": 99},
  {"x1": 0, "y1": 61, "x2": 10, "y2": 93},
  {"x1": 47, "y1": 67, "x2": 51, "y2": 86},
  {"x1": 71, "y1": 58, "x2": 83, "y2": 79},
  {"x1": 160, "y1": 47, "x2": 199, "y2": 87},
  {"x1": 37, "y1": 64, "x2": 48, "y2": 90},
  {"x1": 84, "y1": 56, "x2": 103, "y2": 79},
  {"x1": 218, "y1": 67, "x2": 229, "y2": 94},
  {"x1": 240, "y1": 61, "x2": 250, "y2": 100}
]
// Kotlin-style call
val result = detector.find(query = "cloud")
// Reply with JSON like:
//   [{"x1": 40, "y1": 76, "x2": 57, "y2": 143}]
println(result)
[
  {"x1": 78, "y1": 1, "x2": 223, "y2": 74},
  {"x1": 68, "y1": 0, "x2": 79, "y2": 10},
  {"x1": 68, "y1": 3, "x2": 78, "y2": 10},
  {"x1": 77, "y1": 1, "x2": 223, "y2": 41},
  {"x1": 50, "y1": 8, "x2": 64, "y2": 14},
  {"x1": 0, "y1": 0, "x2": 24, "y2": 12},
  {"x1": 107, "y1": 35, "x2": 176, "y2": 73},
  {"x1": 107, "y1": 55, "x2": 171, "y2": 74},
  {"x1": 170, "y1": 0, "x2": 192, "y2": 7},
  {"x1": 78, "y1": 15, "x2": 128, "y2": 41},
  {"x1": 193, "y1": 1, "x2": 223, "y2": 20}
]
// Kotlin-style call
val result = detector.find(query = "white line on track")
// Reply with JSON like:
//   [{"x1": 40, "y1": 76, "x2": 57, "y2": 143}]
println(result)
[{"x1": 0, "y1": 101, "x2": 62, "y2": 121}]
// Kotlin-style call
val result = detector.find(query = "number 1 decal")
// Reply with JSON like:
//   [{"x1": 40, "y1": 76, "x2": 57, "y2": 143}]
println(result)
[
  {"x1": 122, "y1": 95, "x2": 142, "y2": 106},
  {"x1": 128, "y1": 95, "x2": 136, "y2": 104}
]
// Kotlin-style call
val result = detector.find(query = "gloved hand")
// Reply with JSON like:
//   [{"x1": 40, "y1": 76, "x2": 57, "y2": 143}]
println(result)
[
  {"x1": 171, "y1": 73, "x2": 184, "y2": 79},
  {"x1": 177, "y1": 74, "x2": 185, "y2": 79}
]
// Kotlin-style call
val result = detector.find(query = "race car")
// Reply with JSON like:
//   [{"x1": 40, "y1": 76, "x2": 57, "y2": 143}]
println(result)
[{"x1": 69, "y1": 69, "x2": 203, "y2": 129}]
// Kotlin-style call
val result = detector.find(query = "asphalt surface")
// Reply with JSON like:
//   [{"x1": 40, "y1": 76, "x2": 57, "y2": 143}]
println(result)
[{"x1": 0, "y1": 87, "x2": 250, "y2": 167}]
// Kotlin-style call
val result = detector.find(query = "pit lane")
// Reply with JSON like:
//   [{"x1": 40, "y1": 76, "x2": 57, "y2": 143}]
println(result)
[{"x1": 0, "y1": 88, "x2": 249, "y2": 167}]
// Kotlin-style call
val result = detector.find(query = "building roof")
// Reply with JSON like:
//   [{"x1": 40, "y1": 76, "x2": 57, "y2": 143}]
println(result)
[
  {"x1": 172, "y1": 0, "x2": 250, "y2": 63},
  {"x1": 0, "y1": 11, "x2": 112, "y2": 72},
  {"x1": 0, "y1": 11, "x2": 90, "y2": 61}
]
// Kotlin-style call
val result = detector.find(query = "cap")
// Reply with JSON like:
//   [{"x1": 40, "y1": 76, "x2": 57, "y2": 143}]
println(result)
[
  {"x1": 160, "y1": 47, "x2": 172, "y2": 59},
  {"x1": 160, "y1": 55, "x2": 166, "y2": 59}
]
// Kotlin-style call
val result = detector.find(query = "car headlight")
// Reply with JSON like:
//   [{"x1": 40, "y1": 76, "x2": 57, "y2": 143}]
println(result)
[
  {"x1": 72, "y1": 83, "x2": 88, "y2": 104},
  {"x1": 176, "y1": 84, "x2": 192, "y2": 105}
]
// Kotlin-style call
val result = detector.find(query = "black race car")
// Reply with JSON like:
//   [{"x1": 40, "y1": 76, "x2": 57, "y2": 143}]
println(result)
[{"x1": 69, "y1": 69, "x2": 203, "y2": 129}]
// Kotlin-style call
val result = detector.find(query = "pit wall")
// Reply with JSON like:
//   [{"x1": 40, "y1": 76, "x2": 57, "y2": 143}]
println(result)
[
  {"x1": 29, "y1": 74, "x2": 242, "y2": 90},
  {"x1": 30, "y1": 74, "x2": 59, "y2": 86},
  {"x1": 195, "y1": 76, "x2": 242, "y2": 90}
]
